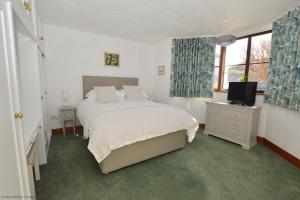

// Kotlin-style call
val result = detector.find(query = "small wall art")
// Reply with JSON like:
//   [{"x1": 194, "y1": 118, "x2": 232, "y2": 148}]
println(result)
[{"x1": 104, "y1": 52, "x2": 120, "y2": 67}]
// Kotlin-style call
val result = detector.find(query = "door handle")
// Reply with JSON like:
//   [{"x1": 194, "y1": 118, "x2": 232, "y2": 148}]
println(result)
[{"x1": 15, "y1": 112, "x2": 24, "y2": 119}]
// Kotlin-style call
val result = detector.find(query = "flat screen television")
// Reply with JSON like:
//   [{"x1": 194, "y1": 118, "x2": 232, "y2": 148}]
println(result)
[{"x1": 227, "y1": 82, "x2": 257, "y2": 106}]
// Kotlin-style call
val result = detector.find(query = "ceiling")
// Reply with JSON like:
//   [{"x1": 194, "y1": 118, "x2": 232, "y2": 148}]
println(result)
[{"x1": 37, "y1": 0, "x2": 300, "y2": 43}]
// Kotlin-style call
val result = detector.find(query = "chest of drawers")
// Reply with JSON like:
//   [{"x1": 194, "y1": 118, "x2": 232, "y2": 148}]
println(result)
[{"x1": 204, "y1": 102, "x2": 261, "y2": 149}]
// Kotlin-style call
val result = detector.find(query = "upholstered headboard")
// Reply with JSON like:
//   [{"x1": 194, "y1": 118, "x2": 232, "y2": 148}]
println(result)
[{"x1": 82, "y1": 76, "x2": 139, "y2": 97}]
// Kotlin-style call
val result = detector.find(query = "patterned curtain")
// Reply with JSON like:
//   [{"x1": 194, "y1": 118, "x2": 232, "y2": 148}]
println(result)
[
  {"x1": 170, "y1": 37, "x2": 216, "y2": 97},
  {"x1": 264, "y1": 6, "x2": 300, "y2": 111}
]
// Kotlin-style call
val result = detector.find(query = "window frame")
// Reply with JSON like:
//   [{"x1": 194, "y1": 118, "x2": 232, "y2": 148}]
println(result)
[{"x1": 214, "y1": 30, "x2": 272, "y2": 94}]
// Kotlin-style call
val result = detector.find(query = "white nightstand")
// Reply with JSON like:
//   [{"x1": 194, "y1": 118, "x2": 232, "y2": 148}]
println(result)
[{"x1": 59, "y1": 106, "x2": 76, "y2": 137}]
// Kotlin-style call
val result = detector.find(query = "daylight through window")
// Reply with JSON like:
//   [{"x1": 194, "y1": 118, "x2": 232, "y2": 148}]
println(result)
[{"x1": 214, "y1": 31, "x2": 272, "y2": 92}]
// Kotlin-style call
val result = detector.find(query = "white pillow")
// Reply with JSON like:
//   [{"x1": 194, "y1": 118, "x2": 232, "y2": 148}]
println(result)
[
  {"x1": 123, "y1": 85, "x2": 145, "y2": 101},
  {"x1": 94, "y1": 86, "x2": 119, "y2": 103},
  {"x1": 142, "y1": 91, "x2": 150, "y2": 99},
  {"x1": 85, "y1": 89, "x2": 97, "y2": 102}
]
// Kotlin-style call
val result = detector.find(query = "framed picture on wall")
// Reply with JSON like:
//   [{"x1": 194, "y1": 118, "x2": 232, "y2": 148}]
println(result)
[
  {"x1": 104, "y1": 52, "x2": 120, "y2": 67},
  {"x1": 158, "y1": 66, "x2": 165, "y2": 75}
]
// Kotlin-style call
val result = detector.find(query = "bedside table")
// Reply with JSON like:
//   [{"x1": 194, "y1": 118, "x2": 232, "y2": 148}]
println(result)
[{"x1": 59, "y1": 106, "x2": 76, "y2": 137}]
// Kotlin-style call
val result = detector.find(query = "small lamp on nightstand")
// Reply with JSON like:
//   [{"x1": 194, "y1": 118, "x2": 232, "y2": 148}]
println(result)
[{"x1": 63, "y1": 89, "x2": 69, "y2": 106}]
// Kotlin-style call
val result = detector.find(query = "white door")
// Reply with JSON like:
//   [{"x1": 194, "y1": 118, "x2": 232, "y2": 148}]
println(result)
[{"x1": 0, "y1": 1, "x2": 31, "y2": 197}]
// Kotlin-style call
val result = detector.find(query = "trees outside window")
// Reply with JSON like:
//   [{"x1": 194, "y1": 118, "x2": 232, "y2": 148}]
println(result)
[{"x1": 214, "y1": 31, "x2": 272, "y2": 92}]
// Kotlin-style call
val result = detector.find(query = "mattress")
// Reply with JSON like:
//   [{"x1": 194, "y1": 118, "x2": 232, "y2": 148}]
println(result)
[{"x1": 76, "y1": 99, "x2": 198, "y2": 163}]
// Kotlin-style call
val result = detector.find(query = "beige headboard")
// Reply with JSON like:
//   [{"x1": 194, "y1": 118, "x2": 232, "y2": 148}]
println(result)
[{"x1": 82, "y1": 76, "x2": 139, "y2": 97}]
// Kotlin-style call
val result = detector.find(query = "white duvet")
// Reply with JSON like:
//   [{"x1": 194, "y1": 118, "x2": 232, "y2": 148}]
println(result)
[{"x1": 77, "y1": 99, "x2": 198, "y2": 163}]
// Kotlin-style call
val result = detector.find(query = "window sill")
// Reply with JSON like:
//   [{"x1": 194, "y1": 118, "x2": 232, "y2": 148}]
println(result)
[
  {"x1": 214, "y1": 89, "x2": 227, "y2": 93},
  {"x1": 214, "y1": 89, "x2": 265, "y2": 95}
]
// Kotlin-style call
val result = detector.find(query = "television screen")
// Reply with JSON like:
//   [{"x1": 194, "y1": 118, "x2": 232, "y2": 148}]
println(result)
[{"x1": 227, "y1": 82, "x2": 257, "y2": 106}]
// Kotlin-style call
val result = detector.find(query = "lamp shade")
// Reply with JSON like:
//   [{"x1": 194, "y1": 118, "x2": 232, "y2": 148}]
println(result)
[
  {"x1": 63, "y1": 89, "x2": 69, "y2": 100},
  {"x1": 217, "y1": 35, "x2": 236, "y2": 47}
]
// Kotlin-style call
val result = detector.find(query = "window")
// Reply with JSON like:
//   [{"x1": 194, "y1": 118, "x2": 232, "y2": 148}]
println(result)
[
  {"x1": 223, "y1": 38, "x2": 248, "y2": 89},
  {"x1": 213, "y1": 45, "x2": 221, "y2": 89},
  {"x1": 214, "y1": 31, "x2": 272, "y2": 92},
  {"x1": 249, "y1": 33, "x2": 272, "y2": 91}
]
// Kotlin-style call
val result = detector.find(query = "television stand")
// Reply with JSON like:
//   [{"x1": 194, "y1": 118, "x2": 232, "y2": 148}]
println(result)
[
  {"x1": 204, "y1": 102, "x2": 261, "y2": 149},
  {"x1": 228, "y1": 101, "x2": 240, "y2": 105},
  {"x1": 228, "y1": 101, "x2": 254, "y2": 107}
]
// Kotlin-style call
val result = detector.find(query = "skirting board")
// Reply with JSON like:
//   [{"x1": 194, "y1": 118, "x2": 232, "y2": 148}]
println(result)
[
  {"x1": 199, "y1": 123, "x2": 206, "y2": 129},
  {"x1": 52, "y1": 126, "x2": 83, "y2": 135},
  {"x1": 200, "y1": 123, "x2": 299, "y2": 169},
  {"x1": 257, "y1": 136, "x2": 300, "y2": 169}
]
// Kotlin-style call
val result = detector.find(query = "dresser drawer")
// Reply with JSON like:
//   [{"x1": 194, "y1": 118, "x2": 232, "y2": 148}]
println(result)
[
  {"x1": 207, "y1": 107, "x2": 249, "y2": 122},
  {"x1": 206, "y1": 115, "x2": 247, "y2": 141}
]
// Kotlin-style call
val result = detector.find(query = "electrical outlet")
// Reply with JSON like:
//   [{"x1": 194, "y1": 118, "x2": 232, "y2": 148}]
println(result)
[
  {"x1": 51, "y1": 115, "x2": 60, "y2": 120},
  {"x1": 187, "y1": 102, "x2": 191, "y2": 110}
]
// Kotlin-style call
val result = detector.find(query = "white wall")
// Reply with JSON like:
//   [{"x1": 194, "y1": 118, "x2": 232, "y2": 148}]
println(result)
[
  {"x1": 153, "y1": 38, "x2": 300, "y2": 159},
  {"x1": 263, "y1": 105, "x2": 300, "y2": 159},
  {"x1": 43, "y1": 24, "x2": 300, "y2": 159},
  {"x1": 44, "y1": 25, "x2": 155, "y2": 131}
]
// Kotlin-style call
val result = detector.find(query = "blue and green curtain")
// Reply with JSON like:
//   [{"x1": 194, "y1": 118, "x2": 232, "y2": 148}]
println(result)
[
  {"x1": 264, "y1": 6, "x2": 300, "y2": 111},
  {"x1": 170, "y1": 37, "x2": 217, "y2": 97}
]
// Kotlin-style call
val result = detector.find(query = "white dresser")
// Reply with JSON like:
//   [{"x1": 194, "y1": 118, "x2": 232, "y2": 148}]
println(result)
[{"x1": 204, "y1": 102, "x2": 261, "y2": 149}]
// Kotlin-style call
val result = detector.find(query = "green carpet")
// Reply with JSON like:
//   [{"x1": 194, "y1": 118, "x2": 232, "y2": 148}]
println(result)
[{"x1": 36, "y1": 129, "x2": 300, "y2": 200}]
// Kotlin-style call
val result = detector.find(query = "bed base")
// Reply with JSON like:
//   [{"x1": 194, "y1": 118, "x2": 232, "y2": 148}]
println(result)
[{"x1": 99, "y1": 130, "x2": 186, "y2": 174}]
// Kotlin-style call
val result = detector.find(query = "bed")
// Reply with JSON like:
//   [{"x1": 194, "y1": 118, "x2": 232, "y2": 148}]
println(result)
[{"x1": 77, "y1": 76, "x2": 198, "y2": 174}]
